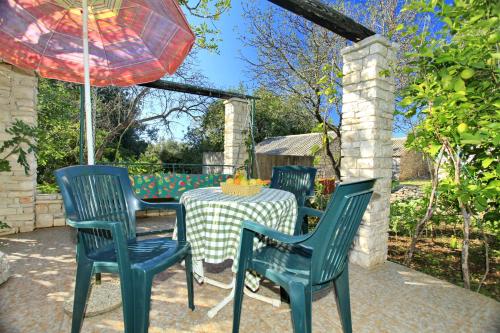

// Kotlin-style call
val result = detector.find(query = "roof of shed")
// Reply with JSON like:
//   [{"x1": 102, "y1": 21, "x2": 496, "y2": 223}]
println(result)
[
  {"x1": 256, "y1": 132, "x2": 337, "y2": 156},
  {"x1": 256, "y1": 133, "x2": 406, "y2": 157},
  {"x1": 392, "y1": 137, "x2": 407, "y2": 157}
]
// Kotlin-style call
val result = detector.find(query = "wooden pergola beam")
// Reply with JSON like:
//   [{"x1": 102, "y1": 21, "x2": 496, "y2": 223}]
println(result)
[
  {"x1": 139, "y1": 80, "x2": 257, "y2": 100},
  {"x1": 267, "y1": 0, "x2": 375, "y2": 42}
]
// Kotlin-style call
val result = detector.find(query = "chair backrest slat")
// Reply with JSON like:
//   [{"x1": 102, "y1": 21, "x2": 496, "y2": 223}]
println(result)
[
  {"x1": 303, "y1": 179, "x2": 375, "y2": 285},
  {"x1": 55, "y1": 166, "x2": 139, "y2": 255},
  {"x1": 270, "y1": 166, "x2": 317, "y2": 206}
]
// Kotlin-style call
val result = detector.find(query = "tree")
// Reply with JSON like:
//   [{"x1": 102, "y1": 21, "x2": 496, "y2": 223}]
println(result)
[
  {"x1": 240, "y1": 0, "x2": 417, "y2": 179},
  {"x1": 179, "y1": 0, "x2": 232, "y2": 51},
  {"x1": 400, "y1": 0, "x2": 499, "y2": 290},
  {"x1": 36, "y1": 79, "x2": 152, "y2": 184}
]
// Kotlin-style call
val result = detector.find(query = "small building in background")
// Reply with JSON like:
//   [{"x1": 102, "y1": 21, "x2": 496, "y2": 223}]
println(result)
[
  {"x1": 203, "y1": 134, "x2": 430, "y2": 181},
  {"x1": 254, "y1": 132, "x2": 339, "y2": 179},
  {"x1": 254, "y1": 134, "x2": 428, "y2": 181}
]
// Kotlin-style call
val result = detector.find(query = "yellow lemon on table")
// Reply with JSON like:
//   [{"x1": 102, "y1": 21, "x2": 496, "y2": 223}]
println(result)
[{"x1": 226, "y1": 178, "x2": 234, "y2": 185}]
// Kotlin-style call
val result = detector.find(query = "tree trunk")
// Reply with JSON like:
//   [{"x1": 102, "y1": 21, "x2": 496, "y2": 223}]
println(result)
[
  {"x1": 477, "y1": 218, "x2": 489, "y2": 292},
  {"x1": 447, "y1": 142, "x2": 470, "y2": 289},
  {"x1": 404, "y1": 148, "x2": 443, "y2": 265},
  {"x1": 324, "y1": 126, "x2": 341, "y2": 180},
  {"x1": 459, "y1": 201, "x2": 471, "y2": 289}
]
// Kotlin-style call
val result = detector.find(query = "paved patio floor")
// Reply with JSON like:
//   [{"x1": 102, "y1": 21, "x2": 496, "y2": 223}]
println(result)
[{"x1": 0, "y1": 217, "x2": 499, "y2": 333}]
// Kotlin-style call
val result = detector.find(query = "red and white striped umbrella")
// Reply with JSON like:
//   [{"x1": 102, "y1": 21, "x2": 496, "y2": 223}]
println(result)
[
  {"x1": 0, "y1": 0, "x2": 195, "y2": 163},
  {"x1": 0, "y1": 0, "x2": 195, "y2": 86}
]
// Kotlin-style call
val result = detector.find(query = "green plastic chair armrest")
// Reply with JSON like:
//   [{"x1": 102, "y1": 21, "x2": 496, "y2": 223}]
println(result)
[
  {"x1": 298, "y1": 207, "x2": 324, "y2": 219},
  {"x1": 242, "y1": 220, "x2": 309, "y2": 245},
  {"x1": 138, "y1": 200, "x2": 182, "y2": 211},
  {"x1": 66, "y1": 219, "x2": 131, "y2": 266},
  {"x1": 66, "y1": 219, "x2": 123, "y2": 231},
  {"x1": 136, "y1": 200, "x2": 186, "y2": 240}
]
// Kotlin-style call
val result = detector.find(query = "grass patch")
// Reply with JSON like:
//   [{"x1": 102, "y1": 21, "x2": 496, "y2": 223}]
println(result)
[{"x1": 399, "y1": 179, "x2": 431, "y2": 187}]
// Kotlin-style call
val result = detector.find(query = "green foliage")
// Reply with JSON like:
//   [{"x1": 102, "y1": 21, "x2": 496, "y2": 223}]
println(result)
[
  {"x1": 0, "y1": 119, "x2": 37, "y2": 174},
  {"x1": 36, "y1": 79, "x2": 81, "y2": 184},
  {"x1": 184, "y1": 100, "x2": 225, "y2": 158},
  {"x1": 400, "y1": 0, "x2": 499, "y2": 225},
  {"x1": 178, "y1": 0, "x2": 232, "y2": 52},
  {"x1": 158, "y1": 140, "x2": 190, "y2": 164},
  {"x1": 309, "y1": 181, "x2": 331, "y2": 211},
  {"x1": 36, "y1": 182, "x2": 59, "y2": 194},
  {"x1": 36, "y1": 79, "x2": 149, "y2": 184},
  {"x1": 390, "y1": 197, "x2": 429, "y2": 237},
  {"x1": 116, "y1": 146, "x2": 162, "y2": 175},
  {"x1": 252, "y1": 88, "x2": 316, "y2": 143}
]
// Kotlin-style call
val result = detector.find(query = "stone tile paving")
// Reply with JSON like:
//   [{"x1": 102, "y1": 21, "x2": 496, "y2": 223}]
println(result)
[{"x1": 0, "y1": 217, "x2": 498, "y2": 333}]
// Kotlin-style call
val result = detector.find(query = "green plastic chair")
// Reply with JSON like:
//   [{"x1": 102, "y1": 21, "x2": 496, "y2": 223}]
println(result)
[
  {"x1": 232, "y1": 179, "x2": 376, "y2": 333},
  {"x1": 55, "y1": 165, "x2": 194, "y2": 333},
  {"x1": 270, "y1": 166, "x2": 317, "y2": 234}
]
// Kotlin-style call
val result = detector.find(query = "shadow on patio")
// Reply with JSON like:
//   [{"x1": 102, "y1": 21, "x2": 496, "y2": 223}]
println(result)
[{"x1": 1, "y1": 216, "x2": 498, "y2": 333}]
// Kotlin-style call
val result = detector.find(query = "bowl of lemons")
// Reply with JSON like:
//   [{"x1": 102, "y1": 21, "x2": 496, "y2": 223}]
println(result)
[{"x1": 221, "y1": 173, "x2": 267, "y2": 196}]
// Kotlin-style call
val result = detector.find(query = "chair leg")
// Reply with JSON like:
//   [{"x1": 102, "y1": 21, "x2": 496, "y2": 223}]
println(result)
[
  {"x1": 301, "y1": 219, "x2": 309, "y2": 235},
  {"x1": 184, "y1": 253, "x2": 195, "y2": 310},
  {"x1": 132, "y1": 271, "x2": 153, "y2": 333},
  {"x1": 280, "y1": 287, "x2": 290, "y2": 304},
  {"x1": 289, "y1": 282, "x2": 312, "y2": 333},
  {"x1": 71, "y1": 261, "x2": 93, "y2": 333},
  {"x1": 333, "y1": 266, "x2": 352, "y2": 333},
  {"x1": 231, "y1": 263, "x2": 247, "y2": 333}
]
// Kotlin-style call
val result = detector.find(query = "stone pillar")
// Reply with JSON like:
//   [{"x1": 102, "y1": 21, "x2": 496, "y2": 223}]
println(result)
[
  {"x1": 223, "y1": 98, "x2": 250, "y2": 175},
  {"x1": 340, "y1": 35, "x2": 397, "y2": 268},
  {"x1": 0, "y1": 63, "x2": 38, "y2": 234}
]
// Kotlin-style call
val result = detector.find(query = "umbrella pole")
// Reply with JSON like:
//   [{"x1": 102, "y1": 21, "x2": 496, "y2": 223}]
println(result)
[
  {"x1": 79, "y1": 85, "x2": 84, "y2": 165},
  {"x1": 82, "y1": 0, "x2": 94, "y2": 165},
  {"x1": 83, "y1": 0, "x2": 99, "y2": 285}
]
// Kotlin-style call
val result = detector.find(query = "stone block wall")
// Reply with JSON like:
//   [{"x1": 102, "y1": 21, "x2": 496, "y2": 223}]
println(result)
[
  {"x1": 35, "y1": 193, "x2": 66, "y2": 228},
  {"x1": 223, "y1": 98, "x2": 250, "y2": 175},
  {"x1": 340, "y1": 35, "x2": 397, "y2": 268},
  {"x1": 202, "y1": 152, "x2": 224, "y2": 174},
  {"x1": 0, "y1": 63, "x2": 38, "y2": 234},
  {"x1": 34, "y1": 192, "x2": 172, "y2": 228}
]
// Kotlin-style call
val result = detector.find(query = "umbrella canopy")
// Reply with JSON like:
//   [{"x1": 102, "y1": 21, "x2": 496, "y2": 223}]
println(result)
[
  {"x1": 0, "y1": 0, "x2": 195, "y2": 165},
  {"x1": 0, "y1": 0, "x2": 195, "y2": 86}
]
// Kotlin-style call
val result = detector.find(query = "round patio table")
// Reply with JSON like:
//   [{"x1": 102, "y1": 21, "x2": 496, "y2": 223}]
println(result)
[{"x1": 178, "y1": 187, "x2": 297, "y2": 317}]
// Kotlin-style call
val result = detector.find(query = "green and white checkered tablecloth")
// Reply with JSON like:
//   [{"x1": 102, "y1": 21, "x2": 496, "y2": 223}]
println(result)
[{"x1": 179, "y1": 187, "x2": 297, "y2": 291}]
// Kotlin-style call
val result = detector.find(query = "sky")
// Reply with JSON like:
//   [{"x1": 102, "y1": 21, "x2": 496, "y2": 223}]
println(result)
[
  {"x1": 187, "y1": 2, "x2": 257, "y2": 92},
  {"x1": 166, "y1": 1, "x2": 409, "y2": 141},
  {"x1": 165, "y1": 1, "x2": 256, "y2": 140}
]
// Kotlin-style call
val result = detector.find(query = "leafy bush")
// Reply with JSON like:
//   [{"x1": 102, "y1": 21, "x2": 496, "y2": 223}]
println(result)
[
  {"x1": 390, "y1": 197, "x2": 428, "y2": 238},
  {"x1": 0, "y1": 119, "x2": 37, "y2": 174},
  {"x1": 36, "y1": 183, "x2": 60, "y2": 194}
]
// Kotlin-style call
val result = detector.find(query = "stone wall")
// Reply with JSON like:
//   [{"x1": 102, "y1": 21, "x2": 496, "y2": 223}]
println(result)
[
  {"x1": 34, "y1": 192, "x2": 172, "y2": 229},
  {"x1": 223, "y1": 98, "x2": 250, "y2": 175},
  {"x1": 390, "y1": 185, "x2": 424, "y2": 203},
  {"x1": 35, "y1": 193, "x2": 66, "y2": 228},
  {"x1": 202, "y1": 152, "x2": 225, "y2": 174},
  {"x1": 0, "y1": 63, "x2": 38, "y2": 235},
  {"x1": 340, "y1": 35, "x2": 397, "y2": 268}
]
